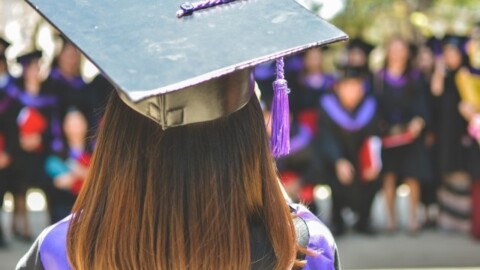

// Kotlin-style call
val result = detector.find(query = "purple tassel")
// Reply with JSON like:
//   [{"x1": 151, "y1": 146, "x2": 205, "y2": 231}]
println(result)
[{"x1": 270, "y1": 58, "x2": 290, "y2": 158}]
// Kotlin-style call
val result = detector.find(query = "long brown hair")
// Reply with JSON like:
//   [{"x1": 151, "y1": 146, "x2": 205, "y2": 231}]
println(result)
[{"x1": 67, "y1": 93, "x2": 297, "y2": 269}]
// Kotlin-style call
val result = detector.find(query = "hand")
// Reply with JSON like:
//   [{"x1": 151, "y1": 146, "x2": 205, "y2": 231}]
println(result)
[
  {"x1": 20, "y1": 133, "x2": 42, "y2": 152},
  {"x1": 71, "y1": 163, "x2": 89, "y2": 179},
  {"x1": 408, "y1": 117, "x2": 425, "y2": 139},
  {"x1": 0, "y1": 152, "x2": 10, "y2": 169},
  {"x1": 459, "y1": 101, "x2": 477, "y2": 122},
  {"x1": 362, "y1": 167, "x2": 380, "y2": 182},
  {"x1": 335, "y1": 159, "x2": 354, "y2": 186},
  {"x1": 431, "y1": 58, "x2": 445, "y2": 96},
  {"x1": 54, "y1": 173, "x2": 75, "y2": 190}
]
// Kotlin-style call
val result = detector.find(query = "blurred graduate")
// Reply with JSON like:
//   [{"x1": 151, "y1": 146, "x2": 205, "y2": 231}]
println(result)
[{"x1": 318, "y1": 66, "x2": 381, "y2": 236}]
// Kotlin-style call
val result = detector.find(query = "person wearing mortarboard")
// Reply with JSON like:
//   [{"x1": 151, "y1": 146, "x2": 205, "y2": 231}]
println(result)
[
  {"x1": 16, "y1": 0, "x2": 347, "y2": 269},
  {"x1": 7, "y1": 50, "x2": 63, "y2": 241},
  {"x1": 317, "y1": 66, "x2": 381, "y2": 236},
  {"x1": 86, "y1": 73, "x2": 115, "y2": 132},
  {"x1": 345, "y1": 38, "x2": 374, "y2": 69},
  {"x1": 44, "y1": 36, "x2": 93, "y2": 129},
  {"x1": 412, "y1": 37, "x2": 443, "y2": 229},
  {"x1": 463, "y1": 21, "x2": 480, "y2": 240},
  {"x1": 374, "y1": 37, "x2": 432, "y2": 235},
  {"x1": 431, "y1": 34, "x2": 473, "y2": 219},
  {"x1": 273, "y1": 112, "x2": 323, "y2": 216},
  {"x1": 44, "y1": 108, "x2": 93, "y2": 222},
  {"x1": 292, "y1": 47, "x2": 336, "y2": 136},
  {"x1": 442, "y1": 29, "x2": 480, "y2": 238}
]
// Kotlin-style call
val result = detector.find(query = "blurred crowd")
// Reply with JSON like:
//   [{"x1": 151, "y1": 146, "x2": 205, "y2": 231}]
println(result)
[
  {"x1": 257, "y1": 23, "x2": 480, "y2": 238},
  {"x1": 0, "y1": 36, "x2": 114, "y2": 247},
  {"x1": 1, "y1": 22, "x2": 480, "y2": 249}
]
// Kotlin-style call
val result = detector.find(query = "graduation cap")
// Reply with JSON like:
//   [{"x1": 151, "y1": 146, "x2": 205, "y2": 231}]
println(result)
[
  {"x1": 442, "y1": 34, "x2": 468, "y2": 51},
  {"x1": 16, "y1": 50, "x2": 43, "y2": 66},
  {"x1": 25, "y1": 0, "x2": 347, "y2": 157},
  {"x1": 347, "y1": 38, "x2": 374, "y2": 56},
  {"x1": 426, "y1": 36, "x2": 443, "y2": 57},
  {"x1": 337, "y1": 66, "x2": 366, "y2": 81},
  {"x1": 0, "y1": 37, "x2": 10, "y2": 53}
]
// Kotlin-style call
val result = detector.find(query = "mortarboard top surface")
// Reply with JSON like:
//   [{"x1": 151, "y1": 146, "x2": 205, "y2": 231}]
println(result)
[
  {"x1": 25, "y1": 0, "x2": 347, "y2": 102},
  {"x1": 16, "y1": 50, "x2": 43, "y2": 64}
]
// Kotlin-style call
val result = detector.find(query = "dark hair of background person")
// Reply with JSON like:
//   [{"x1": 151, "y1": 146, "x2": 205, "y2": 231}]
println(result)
[
  {"x1": 66, "y1": 93, "x2": 299, "y2": 270},
  {"x1": 383, "y1": 36, "x2": 415, "y2": 76}
]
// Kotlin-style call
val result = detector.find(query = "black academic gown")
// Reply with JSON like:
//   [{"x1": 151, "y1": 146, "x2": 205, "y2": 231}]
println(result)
[
  {"x1": 8, "y1": 79, "x2": 61, "y2": 199},
  {"x1": 436, "y1": 68, "x2": 472, "y2": 176},
  {"x1": 276, "y1": 122, "x2": 323, "y2": 186},
  {"x1": 317, "y1": 93, "x2": 380, "y2": 229},
  {"x1": 0, "y1": 74, "x2": 17, "y2": 246},
  {"x1": 374, "y1": 69, "x2": 432, "y2": 181},
  {"x1": 44, "y1": 68, "x2": 93, "y2": 126}
]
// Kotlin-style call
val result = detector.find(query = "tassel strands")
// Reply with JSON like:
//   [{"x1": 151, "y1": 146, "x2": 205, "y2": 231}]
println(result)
[{"x1": 270, "y1": 57, "x2": 291, "y2": 158}]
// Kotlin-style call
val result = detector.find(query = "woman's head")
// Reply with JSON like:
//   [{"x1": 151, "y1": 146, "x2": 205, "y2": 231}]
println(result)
[
  {"x1": 303, "y1": 47, "x2": 324, "y2": 74},
  {"x1": 385, "y1": 37, "x2": 411, "y2": 69},
  {"x1": 443, "y1": 44, "x2": 464, "y2": 70},
  {"x1": 415, "y1": 46, "x2": 435, "y2": 74},
  {"x1": 67, "y1": 93, "x2": 296, "y2": 270},
  {"x1": 23, "y1": 58, "x2": 41, "y2": 84},
  {"x1": 57, "y1": 42, "x2": 81, "y2": 77},
  {"x1": 335, "y1": 77, "x2": 365, "y2": 111},
  {"x1": 63, "y1": 109, "x2": 88, "y2": 144}
]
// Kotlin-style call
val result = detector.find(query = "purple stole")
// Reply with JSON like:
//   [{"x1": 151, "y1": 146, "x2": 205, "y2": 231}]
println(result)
[{"x1": 321, "y1": 94, "x2": 376, "y2": 132}]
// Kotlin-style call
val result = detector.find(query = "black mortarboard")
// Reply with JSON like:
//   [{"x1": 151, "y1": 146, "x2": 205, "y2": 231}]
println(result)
[
  {"x1": 0, "y1": 38, "x2": 10, "y2": 50},
  {"x1": 426, "y1": 36, "x2": 443, "y2": 57},
  {"x1": 16, "y1": 50, "x2": 43, "y2": 65},
  {"x1": 26, "y1": 0, "x2": 347, "y2": 130},
  {"x1": 337, "y1": 66, "x2": 366, "y2": 81},
  {"x1": 442, "y1": 34, "x2": 468, "y2": 51},
  {"x1": 347, "y1": 38, "x2": 374, "y2": 56}
]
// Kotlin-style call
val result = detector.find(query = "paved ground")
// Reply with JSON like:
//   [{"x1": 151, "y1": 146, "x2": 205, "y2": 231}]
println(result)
[
  {"x1": 1, "y1": 208, "x2": 480, "y2": 270},
  {"x1": 336, "y1": 229, "x2": 480, "y2": 269}
]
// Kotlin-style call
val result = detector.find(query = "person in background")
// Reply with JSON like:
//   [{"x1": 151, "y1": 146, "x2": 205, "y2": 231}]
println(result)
[
  {"x1": 262, "y1": 107, "x2": 322, "y2": 215},
  {"x1": 430, "y1": 35, "x2": 474, "y2": 233},
  {"x1": 375, "y1": 37, "x2": 431, "y2": 234},
  {"x1": 45, "y1": 37, "x2": 92, "y2": 126},
  {"x1": 448, "y1": 29, "x2": 480, "y2": 237},
  {"x1": 0, "y1": 38, "x2": 14, "y2": 248},
  {"x1": 276, "y1": 117, "x2": 323, "y2": 215},
  {"x1": 294, "y1": 47, "x2": 336, "y2": 135},
  {"x1": 8, "y1": 50, "x2": 60, "y2": 240},
  {"x1": 343, "y1": 38, "x2": 375, "y2": 93},
  {"x1": 415, "y1": 38, "x2": 442, "y2": 228},
  {"x1": 87, "y1": 74, "x2": 114, "y2": 130},
  {"x1": 318, "y1": 67, "x2": 381, "y2": 236},
  {"x1": 45, "y1": 108, "x2": 92, "y2": 222}
]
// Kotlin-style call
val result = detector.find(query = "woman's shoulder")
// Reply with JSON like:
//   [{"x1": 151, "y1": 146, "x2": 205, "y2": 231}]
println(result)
[
  {"x1": 291, "y1": 203, "x2": 341, "y2": 270},
  {"x1": 16, "y1": 216, "x2": 72, "y2": 270}
]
